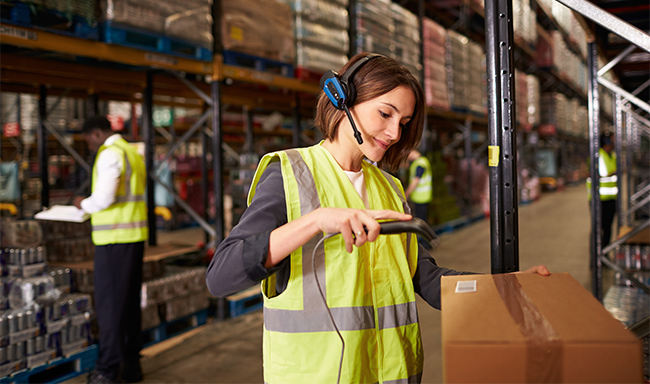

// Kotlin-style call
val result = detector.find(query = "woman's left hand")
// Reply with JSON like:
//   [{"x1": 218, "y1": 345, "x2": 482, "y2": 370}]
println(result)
[{"x1": 518, "y1": 265, "x2": 551, "y2": 276}]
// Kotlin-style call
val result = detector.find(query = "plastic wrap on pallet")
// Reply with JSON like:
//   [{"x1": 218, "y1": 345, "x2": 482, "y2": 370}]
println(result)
[
  {"x1": 278, "y1": 0, "x2": 348, "y2": 30},
  {"x1": 2, "y1": 247, "x2": 47, "y2": 279},
  {"x1": 161, "y1": 292, "x2": 209, "y2": 322},
  {"x1": 422, "y1": 18, "x2": 449, "y2": 110},
  {"x1": 467, "y1": 40, "x2": 485, "y2": 116},
  {"x1": 222, "y1": 0, "x2": 295, "y2": 63},
  {"x1": 1, "y1": 220, "x2": 43, "y2": 249},
  {"x1": 540, "y1": 92, "x2": 568, "y2": 133},
  {"x1": 23, "y1": 0, "x2": 96, "y2": 24},
  {"x1": 353, "y1": 0, "x2": 394, "y2": 57},
  {"x1": 294, "y1": 18, "x2": 348, "y2": 54},
  {"x1": 515, "y1": 69, "x2": 529, "y2": 129},
  {"x1": 296, "y1": 43, "x2": 348, "y2": 73},
  {"x1": 526, "y1": 74, "x2": 541, "y2": 127},
  {"x1": 446, "y1": 30, "x2": 469, "y2": 112},
  {"x1": 100, "y1": 0, "x2": 213, "y2": 47},
  {"x1": 390, "y1": 2, "x2": 421, "y2": 81},
  {"x1": 141, "y1": 304, "x2": 160, "y2": 330},
  {"x1": 141, "y1": 266, "x2": 207, "y2": 308}
]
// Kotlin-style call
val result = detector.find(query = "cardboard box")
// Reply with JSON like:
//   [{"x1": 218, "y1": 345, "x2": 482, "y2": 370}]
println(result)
[{"x1": 442, "y1": 273, "x2": 642, "y2": 383}]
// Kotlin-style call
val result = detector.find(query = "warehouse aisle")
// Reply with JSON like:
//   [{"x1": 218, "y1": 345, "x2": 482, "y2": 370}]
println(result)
[{"x1": 67, "y1": 184, "x2": 593, "y2": 384}]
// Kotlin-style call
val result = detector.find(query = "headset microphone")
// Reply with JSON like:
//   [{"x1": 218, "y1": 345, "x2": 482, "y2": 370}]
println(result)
[{"x1": 320, "y1": 54, "x2": 384, "y2": 146}]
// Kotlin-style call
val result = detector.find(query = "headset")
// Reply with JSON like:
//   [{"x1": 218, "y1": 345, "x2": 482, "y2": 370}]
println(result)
[{"x1": 320, "y1": 54, "x2": 385, "y2": 145}]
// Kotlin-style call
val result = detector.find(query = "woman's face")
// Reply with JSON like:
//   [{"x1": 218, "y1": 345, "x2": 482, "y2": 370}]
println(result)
[{"x1": 341, "y1": 85, "x2": 416, "y2": 162}]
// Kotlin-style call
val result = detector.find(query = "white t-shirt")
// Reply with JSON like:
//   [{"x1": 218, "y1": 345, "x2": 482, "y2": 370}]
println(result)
[{"x1": 343, "y1": 169, "x2": 369, "y2": 208}]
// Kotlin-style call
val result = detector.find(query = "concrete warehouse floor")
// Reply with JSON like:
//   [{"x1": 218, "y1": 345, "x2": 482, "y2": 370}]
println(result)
[{"x1": 67, "y1": 184, "x2": 607, "y2": 384}]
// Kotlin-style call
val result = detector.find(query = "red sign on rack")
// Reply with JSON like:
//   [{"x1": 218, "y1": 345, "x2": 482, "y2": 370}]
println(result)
[
  {"x1": 3, "y1": 122, "x2": 20, "y2": 137},
  {"x1": 107, "y1": 115, "x2": 125, "y2": 131}
]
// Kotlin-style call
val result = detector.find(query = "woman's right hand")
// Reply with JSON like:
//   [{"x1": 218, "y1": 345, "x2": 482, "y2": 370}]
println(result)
[
  {"x1": 267, "y1": 207, "x2": 411, "y2": 268},
  {"x1": 311, "y1": 208, "x2": 412, "y2": 253}
]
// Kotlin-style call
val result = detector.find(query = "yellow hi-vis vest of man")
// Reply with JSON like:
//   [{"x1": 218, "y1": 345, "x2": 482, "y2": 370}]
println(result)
[
  {"x1": 586, "y1": 148, "x2": 617, "y2": 201},
  {"x1": 409, "y1": 156, "x2": 433, "y2": 204},
  {"x1": 248, "y1": 144, "x2": 423, "y2": 384},
  {"x1": 91, "y1": 137, "x2": 148, "y2": 245}
]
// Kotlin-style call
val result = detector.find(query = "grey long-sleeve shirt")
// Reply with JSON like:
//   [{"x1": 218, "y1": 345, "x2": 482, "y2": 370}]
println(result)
[{"x1": 206, "y1": 161, "x2": 467, "y2": 310}]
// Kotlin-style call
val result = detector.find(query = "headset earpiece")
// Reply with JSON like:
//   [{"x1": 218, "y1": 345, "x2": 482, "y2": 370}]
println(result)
[{"x1": 320, "y1": 70, "x2": 347, "y2": 110}]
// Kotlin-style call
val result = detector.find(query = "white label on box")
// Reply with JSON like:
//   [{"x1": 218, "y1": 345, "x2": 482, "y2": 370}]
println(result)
[{"x1": 455, "y1": 280, "x2": 477, "y2": 293}]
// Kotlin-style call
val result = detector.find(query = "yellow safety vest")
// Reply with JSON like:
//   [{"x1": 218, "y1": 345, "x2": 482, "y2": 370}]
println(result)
[
  {"x1": 409, "y1": 156, "x2": 433, "y2": 204},
  {"x1": 248, "y1": 143, "x2": 423, "y2": 384},
  {"x1": 586, "y1": 148, "x2": 617, "y2": 201},
  {"x1": 91, "y1": 137, "x2": 148, "y2": 245}
]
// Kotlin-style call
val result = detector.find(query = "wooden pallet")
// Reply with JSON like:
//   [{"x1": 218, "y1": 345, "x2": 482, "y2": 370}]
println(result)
[
  {"x1": 0, "y1": 2, "x2": 98, "y2": 40},
  {"x1": 222, "y1": 50, "x2": 293, "y2": 77}
]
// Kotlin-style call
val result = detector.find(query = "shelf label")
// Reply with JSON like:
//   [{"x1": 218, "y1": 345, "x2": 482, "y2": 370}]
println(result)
[
  {"x1": 0, "y1": 25, "x2": 38, "y2": 41},
  {"x1": 488, "y1": 146, "x2": 500, "y2": 167},
  {"x1": 3, "y1": 122, "x2": 20, "y2": 137}
]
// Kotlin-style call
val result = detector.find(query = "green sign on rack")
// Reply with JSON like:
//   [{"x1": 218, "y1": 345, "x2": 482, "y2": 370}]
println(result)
[{"x1": 153, "y1": 107, "x2": 173, "y2": 127}]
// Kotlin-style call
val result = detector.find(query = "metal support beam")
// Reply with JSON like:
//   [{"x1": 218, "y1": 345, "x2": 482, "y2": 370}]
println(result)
[
  {"x1": 600, "y1": 255, "x2": 650, "y2": 293},
  {"x1": 554, "y1": 0, "x2": 650, "y2": 53},
  {"x1": 143, "y1": 71, "x2": 157, "y2": 246},
  {"x1": 622, "y1": 194, "x2": 650, "y2": 219},
  {"x1": 587, "y1": 42, "x2": 603, "y2": 301},
  {"x1": 486, "y1": 0, "x2": 519, "y2": 274},
  {"x1": 38, "y1": 85, "x2": 49, "y2": 209},
  {"x1": 244, "y1": 106, "x2": 254, "y2": 153},
  {"x1": 86, "y1": 93, "x2": 99, "y2": 117},
  {"x1": 200, "y1": 105, "x2": 211, "y2": 244},
  {"x1": 43, "y1": 122, "x2": 91, "y2": 173},
  {"x1": 155, "y1": 108, "x2": 212, "y2": 172},
  {"x1": 598, "y1": 78, "x2": 650, "y2": 115},
  {"x1": 614, "y1": 93, "x2": 623, "y2": 230},
  {"x1": 211, "y1": 80, "x2": 224, "y2": 247},
  {"x1": 171, "y1": 72, "x2": 213, "y2": 106},
  {"x1": 597, "y1": 45, "x2": 636, "y2": 77},
  {"x1": 601, "y1": 220, "x2": 650, "y2": 257},
  {"x1": 151, "y1": 174, "x2": 216, "y2": 238}
]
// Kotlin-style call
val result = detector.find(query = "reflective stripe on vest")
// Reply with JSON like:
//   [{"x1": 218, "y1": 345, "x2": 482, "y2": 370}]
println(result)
[
  {"x1": 91, "y1": 138, "x2": 147, "y2": 245},
  {"x1": 250, "y1": 144, "x2": 422, "y2": 383}
]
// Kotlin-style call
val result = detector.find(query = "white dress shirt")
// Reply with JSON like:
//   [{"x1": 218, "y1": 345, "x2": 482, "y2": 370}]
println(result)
[{"x1": 80, "y1": 134, "x2": 123, "y2": 214}]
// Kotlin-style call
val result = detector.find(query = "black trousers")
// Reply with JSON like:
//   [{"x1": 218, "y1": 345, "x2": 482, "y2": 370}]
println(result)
[
  {"x1": 601, "y1": 199, "x2": 617, "y2": 248},
  {"x1": 94, "y1": 241, "x2": 144, "y2": 378}
]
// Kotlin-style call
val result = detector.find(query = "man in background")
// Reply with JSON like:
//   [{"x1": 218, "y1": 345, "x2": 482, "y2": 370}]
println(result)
[
  {"x1": 405, "y1": 149, "x2": 433, "y2": 249},
  {"x1": 587, "y1": 131, "x2": 618, "y2": 249},
  {"x1": 74, "y1": 116, "x2": 147, "y2": 384}
]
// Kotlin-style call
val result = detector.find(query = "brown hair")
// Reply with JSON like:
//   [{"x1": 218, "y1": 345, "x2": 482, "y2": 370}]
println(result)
[{"x1": 314, "y1": 52, "x2": 425, "y2": 172}]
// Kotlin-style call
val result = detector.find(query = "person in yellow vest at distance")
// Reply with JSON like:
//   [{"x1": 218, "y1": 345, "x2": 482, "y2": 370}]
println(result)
[
  {"x1": 205, "y1": 53, "x2": 550, "y2": 384},
  {"x1": 586, "y1": 131, "x2": 617, "y2": 249},
  {"x1": 405, "y1": 149, "x2": 433, "y2": 250},
  {"x1": 73, "y1": 116, "x2": 147, "y2": 384}
]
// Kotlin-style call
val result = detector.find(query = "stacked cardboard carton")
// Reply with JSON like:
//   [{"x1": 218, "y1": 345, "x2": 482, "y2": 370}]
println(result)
[{"x1": 422, "y1": 18, "x2": 449, "y2": 110}]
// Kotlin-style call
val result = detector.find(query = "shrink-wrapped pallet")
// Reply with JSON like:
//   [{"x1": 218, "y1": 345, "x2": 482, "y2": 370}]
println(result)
[
  {"x1": 467, "y1": 40, "x2": 485, "y2": 115},
  {"x1": 422, "y1": 18, "x2": 449, "y2": 110},
  {"x1": 279, "y1": 0, "x2": 348, "y2": 73},
  {"x1": 100, "y1": 0, "x2": 213, "y2": 47},
  {"x1": 526, "y1": 74, "x2": 541, "y2": 127},
  {"x1": 390, "y1": 3, "x2": 421, "y2": 82},
  {"x1": 446, "y1": 30, "x2": 469, "y2": 112},
  {"x1": 221, "y1": 0, "x2": 294, "y2": 62},
  {"x1": 353, "y1": 0, "x2": 394, "y2": 58}
]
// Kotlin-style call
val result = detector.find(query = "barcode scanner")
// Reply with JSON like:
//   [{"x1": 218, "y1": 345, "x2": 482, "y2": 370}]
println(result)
[{"x1": 320, "y1": 54, "x2": 385, "y2": 145}]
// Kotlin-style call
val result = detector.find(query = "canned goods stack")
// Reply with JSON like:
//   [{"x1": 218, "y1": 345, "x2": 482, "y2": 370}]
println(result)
[
  {"x1": 140, "y1": 266, "x2": 209, "y2": 330},
  {"x1": 39, "y1": 221, "x2": 94, "y2": 263},
  {"x1": 0, "y1": 244, "x2": 93, "y2": 378}
]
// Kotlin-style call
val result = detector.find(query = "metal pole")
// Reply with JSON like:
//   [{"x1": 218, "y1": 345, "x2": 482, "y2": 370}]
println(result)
[
  {"x1": 464, "y1": 118, "x2": 473, "y2": 214},
  {"x1": 244, "y1": 106, "x2": 254, "y2": 153},
  {"x1": 293, "y1": 94, "x2": 301, "y2": 148},
  {"x1": 200, "y1": 105, "x2": 211, "y2": 244},
  {"x1": 486, "y1": 0, "x2": 519, "y2": 274},
  {"x1": 38, "y1": 85, "x2": 49, "y2": 209},
  {"x1": 349, "y1": 0, "x2": 358, "y2": 57},
  {"x1": 143, "y1": 71, "x2": 157, "y2": 246},
  {"x1": 86, "y1": 93, "x2": 99, "y2": 118},
  {"x1": 587, "y1": 42, "x2": 602, "y2": 301},
  {"x1": 211, "y1": 78, "x2": 225, "y2": 321},
  {"x1": 614, "y1": 93, "x2": 623, "y2": 230}
]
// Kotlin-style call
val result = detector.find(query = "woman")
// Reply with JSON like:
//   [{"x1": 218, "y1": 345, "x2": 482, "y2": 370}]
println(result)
[{"x1": 206, "y1": 53, "x2": 549, "y2": 383}]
